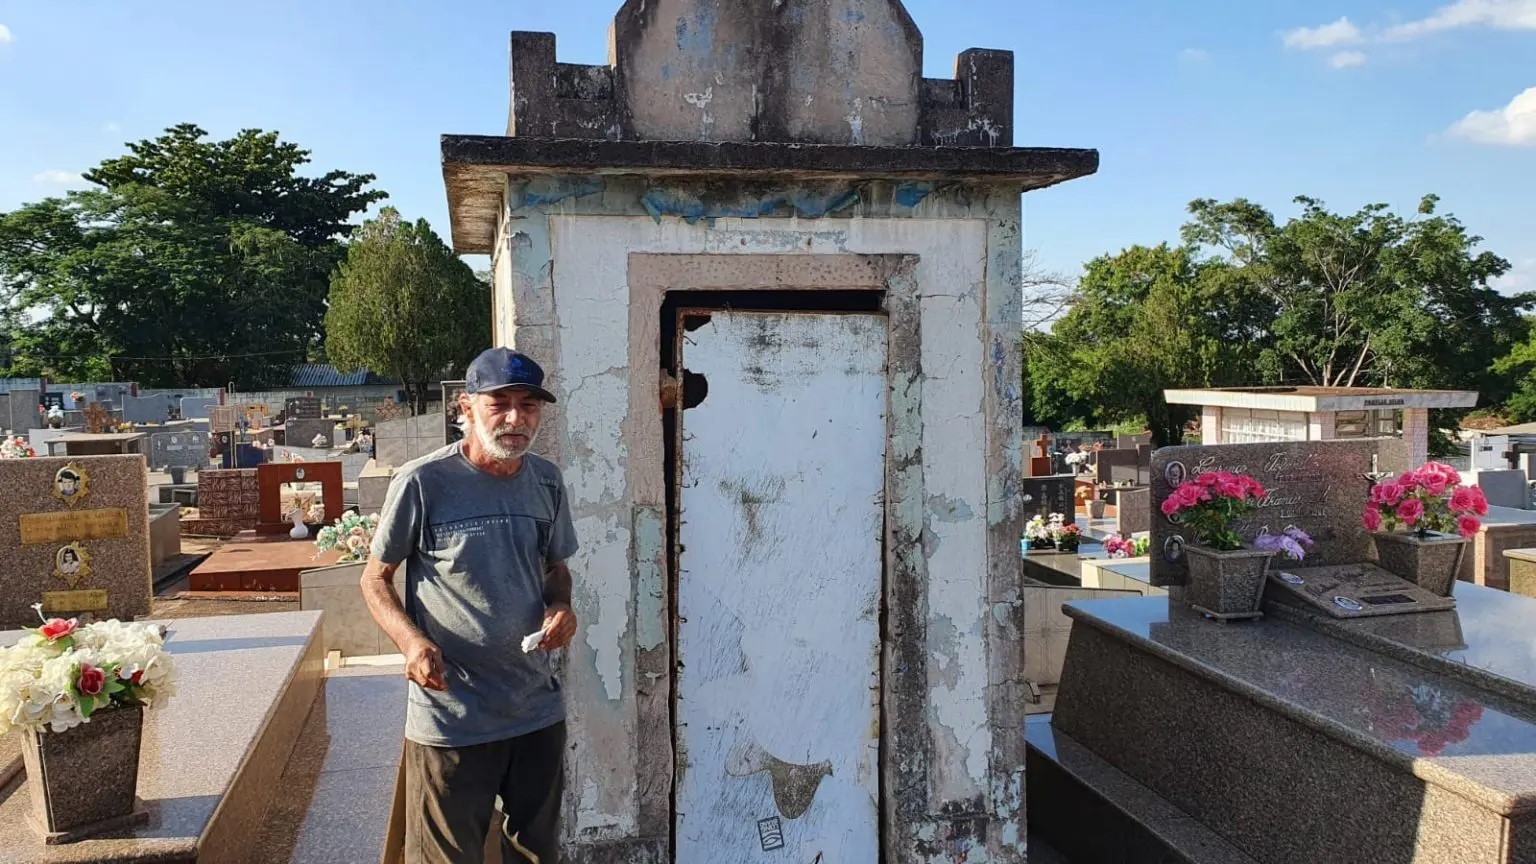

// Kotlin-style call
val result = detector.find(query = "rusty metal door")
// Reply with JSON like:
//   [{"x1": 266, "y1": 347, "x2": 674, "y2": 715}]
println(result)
[{"x1": 675, "y1": 310, "x2": 885, "y2": 864}]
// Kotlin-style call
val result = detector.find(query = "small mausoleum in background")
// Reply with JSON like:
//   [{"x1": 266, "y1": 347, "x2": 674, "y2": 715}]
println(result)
[{"x1": 1165, "y1": 386, "x2": 1479, "y2": 467}]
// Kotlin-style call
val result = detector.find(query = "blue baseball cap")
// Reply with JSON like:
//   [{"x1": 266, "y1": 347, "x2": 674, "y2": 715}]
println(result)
[{"x1": 465, "y1": 347, "x2": 557, "y2": 403}]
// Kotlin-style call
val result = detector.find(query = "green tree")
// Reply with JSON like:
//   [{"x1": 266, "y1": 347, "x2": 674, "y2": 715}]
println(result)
[
  {"x1": 324, "y1": 208, "x2": 491, "y2": 414},
  {"x1": 1026, "y1": 244, "x2": 1268, "y2": 445},
  {"x1": 1182, "y1": 195, "x2": 1527, "y2": 396},
  {"x1": 0, "y1": 124, "x2": 384, "y2": 387}
]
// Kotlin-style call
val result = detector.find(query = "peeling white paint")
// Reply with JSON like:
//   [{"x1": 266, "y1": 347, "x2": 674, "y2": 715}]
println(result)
[
  {"x1": 675, "y1": 311, "x2": 885, "y2": 863},
  {"x1": 523, "y1": 213, "x2": 1003, "y2": 841}
]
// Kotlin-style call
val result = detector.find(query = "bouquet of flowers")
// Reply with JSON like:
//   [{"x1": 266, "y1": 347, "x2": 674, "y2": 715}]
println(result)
[
  {"x1": 0, "y1": 435, "x2": 37, "y2": 459},
  {"x1": 315, "y1": 509, "x2": 381, "y2": 563},
  {"x1": 1363, "y1": 463, "x2": 1487, "y2": 539},
  {"x1": 0, "y1": 606, "x2": 177, "y2": 736},
  {"x1": 1253, "y1": 525, "x2": 1315, "y2": 562},
  {"x1": 1159, "y1": 471, "x2": 1268, "y2": 551},
  {"x1": 1105, "y1": 534, "x2": 1151, "y2": 559},
  {"x1": 1025, "y1": 513, "x2": 1080, "y2": 551}
]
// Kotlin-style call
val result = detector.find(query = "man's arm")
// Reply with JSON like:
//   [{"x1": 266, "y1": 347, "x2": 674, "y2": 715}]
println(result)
[
  {"x1": 361, "y1": 555, "x2": 446, "y2": 690},
  {"x1": 540, "y1": 560, "x2": 577, "y2": 650}
]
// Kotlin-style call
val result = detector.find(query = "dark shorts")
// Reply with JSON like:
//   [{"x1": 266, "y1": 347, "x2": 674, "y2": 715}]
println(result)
[{"x1": 404, "y1": 722, "x2": 565, "y2": 864}]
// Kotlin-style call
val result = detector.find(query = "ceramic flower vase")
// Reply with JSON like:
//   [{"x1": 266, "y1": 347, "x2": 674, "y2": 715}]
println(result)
[
  {"x1": 1373, "y1": 532, "x2": 1469, "y2": 597},
  {"x1": 1183, "y1": 545, "x2": 1274, "y2": 622},
  {"x1": 288, "y1": 509, "x2": 309, "y2": 540},
  {"x1": 21, "y1": 705, "x2": 148, "y2": 843}
]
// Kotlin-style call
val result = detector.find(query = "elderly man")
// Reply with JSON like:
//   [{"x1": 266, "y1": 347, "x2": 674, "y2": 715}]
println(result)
[{"x1": 363, "y1": 347, "x2": 578, "y2": 864}]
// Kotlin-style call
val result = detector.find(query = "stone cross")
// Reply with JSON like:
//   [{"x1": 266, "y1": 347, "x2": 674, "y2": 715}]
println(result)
[
  {"x1": 1034, "y1": 433, "x2": 1051, "y2": 459},
  {"x1": 82, "y1": 402, "x2": 111, "y2": 434}
]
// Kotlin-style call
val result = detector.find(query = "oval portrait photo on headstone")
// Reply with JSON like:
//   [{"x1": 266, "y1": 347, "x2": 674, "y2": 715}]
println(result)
[
  {"x1": 1162, "y1": 534, "x2": 1185, "y2": 564},
  {"x1": 1164, "y1": 460, "x2": 1187, "y2": 488},
  {"x1": 53, "y1": 462, "x2": 92, "y2": 508},
  {"x1": 53, "y1": 541, "x2": 93, "y2": 589}
]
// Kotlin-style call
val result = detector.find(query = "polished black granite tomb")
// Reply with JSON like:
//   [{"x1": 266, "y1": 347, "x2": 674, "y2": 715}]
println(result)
[{"x1": 1032, "y1": 587, "x2": 1536, "y2": 864}]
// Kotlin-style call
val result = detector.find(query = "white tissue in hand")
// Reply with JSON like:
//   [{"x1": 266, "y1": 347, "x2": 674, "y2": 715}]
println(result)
[{"x1": 521, "y1": 628, "x2": 547, "y2": 653}]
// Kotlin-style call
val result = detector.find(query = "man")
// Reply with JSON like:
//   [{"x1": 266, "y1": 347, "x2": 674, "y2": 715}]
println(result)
[{"x1": 362, "y1": 347, "x2": 578, "y2": 864}]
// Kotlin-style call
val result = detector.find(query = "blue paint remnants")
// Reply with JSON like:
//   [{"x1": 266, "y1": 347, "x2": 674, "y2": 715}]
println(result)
[
  {"x1": 508, "y1": 177, "x2": 604, "y2": 212},
  {"x1": 640, "y1": 186, "x2": 862, "y2": 225},
  {"x1": 894, "y1": 182, "x2": 933, "y2": 209}
]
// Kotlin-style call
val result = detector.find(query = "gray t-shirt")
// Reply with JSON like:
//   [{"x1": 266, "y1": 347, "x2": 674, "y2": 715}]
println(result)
[{"x1": 371, "y1": 443, "x2": 578, "y2": 747}]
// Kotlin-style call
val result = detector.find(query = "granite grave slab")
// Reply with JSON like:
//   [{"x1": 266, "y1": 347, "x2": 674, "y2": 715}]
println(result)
[
  {"x1": 0, "y1": 454, "x2": 152, "y2": 627},
  {"x1": 285, "y1": 397, "x2": 322, "y2": 420},
  {"x1": 1149, "y1": 438, "x2": 1409, "y2": 587},
  {"x1": 149, "y1": 431, "x2": 210, "y2": 471},
  {"x1": 1021, "y1": 474, "x2": 1077, "y2": 524},
  {"x1": 123, "y1": 394, "x2": 174, "y2": 424},
  {"x1": 179, "y1": 397, "x2": 219, "y2": 420},
  {"x1": 285, "y1": 418, "x2": 335, "y2": 450}
]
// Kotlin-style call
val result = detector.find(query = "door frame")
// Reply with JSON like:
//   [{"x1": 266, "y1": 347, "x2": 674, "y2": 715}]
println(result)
[{"x1": 624, "y1": 253, "x2": 930, "y2": 859}]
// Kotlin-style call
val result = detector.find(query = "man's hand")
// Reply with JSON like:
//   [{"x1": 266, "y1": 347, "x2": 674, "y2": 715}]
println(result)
[
  {"x1": 405, "y1": 636, "x2": 448, "y2": 691},
  {"x1": 541, "y1": 602, "x2": 578, "y2": 650}
]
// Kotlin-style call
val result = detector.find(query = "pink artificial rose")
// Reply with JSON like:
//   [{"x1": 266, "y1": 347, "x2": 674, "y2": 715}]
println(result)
[
  {"x1": 39, "y1": 617, "x2": 78, "y2": 641},
  {"x1": 1195, "y1": 471, "x2": 1221, "y2": 488},
  {"x1": 1160, "y1": 496, "x2": 1181, "y2": 517},
  {"x1": 1380, "y1": 483, "x2": 1406, "y2": 507},
  {"x1": 1362, "y1": 505, "x2": 1383, "y2": 532},
  {"x1": 1457, "y1": 514, "x2": 1481, "y2": 539},
  {"x1": 1418, "y1": 469, "x2": 1450, "y2": 496},
  {"x1": 1243, "y1": 477, "x2": 1268, "y2": 499},
  {"x1": 1214, "y1": 474, "x2": 1245, "y2": 499},
  {"x1": 77, "y1": 664, "x2": 105, "y2": 697},
  {"x1": 1396, "y1": 497, "x2": 1425, "y2": 527},
  {"x1": 1471, "y1": 486, "x2": 1489, "y2": 516},
  {"x1": 1177, "y1": 484, "x2": 1210, "y2": 507},
  {"x1": 1426, "y1": 461, "x2": 1462, "y2": 486},
  {"x1": 1450, "y1": 486, "x2": 1477, "y2": 514}
]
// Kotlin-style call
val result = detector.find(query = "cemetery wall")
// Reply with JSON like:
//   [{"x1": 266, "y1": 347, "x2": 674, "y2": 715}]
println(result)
[{"x1": 492, "y1": 178, "x2": 1024, "y2": 847}]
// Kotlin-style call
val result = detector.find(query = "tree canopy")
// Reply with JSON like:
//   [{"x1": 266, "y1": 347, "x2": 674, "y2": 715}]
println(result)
[
  {"x1": 324, "y1": 208, "x2": 490, "y2": 413},
  {"x1": 1028, "y1": 195, "x2": 1531, "y2": 442},
  {"x1": 0, "y1": 124, "x2": 385, "y2": 387}
]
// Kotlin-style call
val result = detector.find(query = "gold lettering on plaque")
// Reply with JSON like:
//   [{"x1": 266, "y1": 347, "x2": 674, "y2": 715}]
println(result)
[
  {"x1": 42, "y1": 590, "x2": 108, "y2": 613},
  {"x1": 20, "y1": 509, "x2": 129, "y2": 545},
  {"x1": 52, "y1": 542, "x2": 93, "y2": 589}
]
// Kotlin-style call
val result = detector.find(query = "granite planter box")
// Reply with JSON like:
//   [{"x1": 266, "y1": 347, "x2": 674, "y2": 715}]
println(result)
[
  {"x1": 300, "y1": 560, "x2": 404, "y2": 657},
  {"x1": 20, "y1": 705, "x2": 147, "y2": 843},
  {"x1": 1374, "y1": 531, "x2": 1468, "y2": 597},
  {"x1": 1183, "y1": 545, "x2": 1273, "y2": 621}
]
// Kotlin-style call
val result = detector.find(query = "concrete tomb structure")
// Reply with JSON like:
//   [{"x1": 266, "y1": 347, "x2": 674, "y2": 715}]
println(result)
[
  {"x1": 1167, "y1": 385, "x2": 1478, "y2": 468},
  {"x1": 0, "y1": 455, "x2": 152, "y2": 628},
  {"x1": 438, "y1": 2, "x2": 1098, "y2": 860}
]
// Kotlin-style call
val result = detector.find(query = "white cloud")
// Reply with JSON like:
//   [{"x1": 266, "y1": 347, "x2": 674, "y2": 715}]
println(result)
[
  {"x1": 0, "y1": 24, "x2": 13, "y2": 45},
  {"x1": 33, "y1": 169, "x2": 83, "y2": 186},
  {"x1": 104, "y1": 121, "x2": 121, "y2": 133},
  {"x1": 1283, "y1": 17, "x2": 1365, "y2": 49},
  {"x1": 1447, "y1": 86, "x2": 1536, "y2": 146},
  {"x1": 1329, "y1": 50, "x2": 1369, "y2": 68},
  {"x1": 1178, "y1": 48, "x2": 1212, "y2": 63},
  {"x1": 1385, "y1": 0, "x2": 1536, "y2": 40},
  {"x1": 1494, "y1": 257, "x2": 1536, "y2": 294}
]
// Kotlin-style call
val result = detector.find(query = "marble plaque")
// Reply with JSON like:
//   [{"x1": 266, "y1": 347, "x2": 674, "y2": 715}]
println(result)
[
  {"x1": 0, "y1": 455, "x2": 151, "y2": 627},
  {"x1": 285, "y1": 397, "x2": 322, "y2": 420},
  {"x1": 1021, "y1": 474, "x2": 1077, "y2": 524},
  {"x1": 1150, "y1": 439, "x2": 1409, "y2": 587}
]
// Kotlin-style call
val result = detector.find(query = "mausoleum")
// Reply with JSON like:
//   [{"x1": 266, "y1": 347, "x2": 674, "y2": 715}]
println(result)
[
  {"x1": 440, "y1": 2, "x2": 1098, "y2": 861},
  {"x1": 1167, "y1": 385, "x2": 1479, "y2": 466}
]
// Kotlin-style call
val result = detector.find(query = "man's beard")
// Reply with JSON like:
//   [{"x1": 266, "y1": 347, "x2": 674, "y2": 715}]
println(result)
[{"x1": 475, "y1": 419, "x2": 538, "y2": 461}]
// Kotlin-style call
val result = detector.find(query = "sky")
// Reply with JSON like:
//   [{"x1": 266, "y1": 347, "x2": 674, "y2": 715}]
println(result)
[{"x1": 0, "y1": 0, "x2": 1532, "y2": 293}]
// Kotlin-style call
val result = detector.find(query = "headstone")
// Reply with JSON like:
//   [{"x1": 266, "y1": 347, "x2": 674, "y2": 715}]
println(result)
[
  {"x1": 123, "y1": 394, "x2": 173, "y2": 425},
  {"x1": 0, "y1": 455, "x2": 152, "y2": 627},
  {"x1": 284, "y1": 397, "x2": 322, "y2": 420},
  {"x1": 1118, "y1": 432, "x2": 1153, "y2": 449},
  {"x1": 374, "y1": 414, "x2": 445, "y2": 468},
  {"x1": 1095, "y1": 448, "x2": 1141, "y2": 486},
  {"x1": 286, "y1": 418, "x2": 335, "y2": 449},
  {"x1": 195, "y1": 469, "x2": 260, "y2": 523},
  {"x1": 1467, "y1": 469, "x2": 1528, "y2": 510},
  {"x1": 1115, "y1": 487, "x2": 1151, "y2": 535},
  {"x1": 1020, "y1": 474, "x2": 1076, "y2": 525},
  {"x1": 1149, "y1": 438, "x2": 1409, "y2": 587},
  {"x1": 1028, "y1": 432, "x2": 1055, "y2": 478},
  {"x1": 180, "y1": 396, "x2": 220, "y2": 420},
  {"x1": 1473, "y1": 436, "x2": 1513, "y2": 471},
  {"x1": 7, "y1": 388, "x2": 42, "y2": 432},
  {"x1": 149, "y1": 431, "x2": 211, "y2": 471}
]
